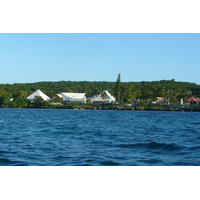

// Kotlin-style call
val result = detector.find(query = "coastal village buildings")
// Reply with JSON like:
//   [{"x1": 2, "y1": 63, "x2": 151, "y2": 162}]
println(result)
[
  {"x1": 58, "y1": 93, "x2": 87, "y2": 103},
  {"x1": 187, "y1": 96, "x2": 200, "y2": 105},
  {"x1": 90, "y1": 90, "x2": 116, "y2": 103},
  {"x1": 26, "y1": 89, "x2": 200, "y2": 107},
  {"x1": 57, "y1": 90, "x2": 115, "y2": 104},
  {"x1": 27, "y1": 90, "x2": 51, "y2": 101}
]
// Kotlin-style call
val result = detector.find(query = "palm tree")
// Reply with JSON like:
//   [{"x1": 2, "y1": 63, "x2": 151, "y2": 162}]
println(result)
[{"x1": 101, "y1": 91, "x2": 108, "y2": 101}]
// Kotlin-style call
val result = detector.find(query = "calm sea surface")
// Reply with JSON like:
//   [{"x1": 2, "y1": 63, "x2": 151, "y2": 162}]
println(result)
[{"x1": 0, "y1": 108, "x2": 200, "y2": 166}]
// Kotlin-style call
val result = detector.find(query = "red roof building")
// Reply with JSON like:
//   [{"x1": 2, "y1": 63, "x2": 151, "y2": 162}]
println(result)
[{"x1": 187, "y1": 97, "x2": 196, "y2": 102}]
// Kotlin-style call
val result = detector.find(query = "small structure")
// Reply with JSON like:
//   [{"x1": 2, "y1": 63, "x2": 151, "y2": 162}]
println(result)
[
  {"x1": 196, "y1": 98, "x2": 200, "y2": 105},
  {"x1": 180, "y1": 98, "x2": 184, "y2": 105},
  {"x1": 58, "y1": 93, "x2": 87, "y2": 103},
  {"x1": 27, "y1": 90, "x2": 51, "y2": 101},
  {"x1": 90, "y1": 90, "x2": 116, "y2": 103},
  {"x1": 187, "y1": 96, "x2": 196, "y2": 105},
  {"x1": 152, "y1": 97, "x2": 165, "y2": 104}
]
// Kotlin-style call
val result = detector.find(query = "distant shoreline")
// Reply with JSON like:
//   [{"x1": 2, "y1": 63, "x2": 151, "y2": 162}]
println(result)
[{"x1": 1, "y1": 106, "x2": 200, "y2": 112}]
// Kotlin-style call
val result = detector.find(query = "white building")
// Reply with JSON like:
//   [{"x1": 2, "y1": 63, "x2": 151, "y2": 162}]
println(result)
[
  {"x1": 58, "y1": 93, "x2": 87, "y2": 103},
  {"x1": 90, "y1": 90, "x2": 116, "y2": 103},
  {"x1": 27, "y1": 90, "x2": 51, "y2": 101}
]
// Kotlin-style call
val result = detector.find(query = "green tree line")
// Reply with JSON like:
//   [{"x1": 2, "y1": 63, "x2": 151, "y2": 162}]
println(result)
[{"x1": 0, "y1": 78, "x2": 200, "y2": 108}]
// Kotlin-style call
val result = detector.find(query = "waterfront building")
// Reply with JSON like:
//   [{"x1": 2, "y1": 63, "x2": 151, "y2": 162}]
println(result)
[
  {"x1": 58, "y1": 93, "x2": 87, "y2": 103},
  {"x1": 90, "y1": 90, "x2": 116, "y2": 103},
  {"x1": 187, "y1": 96, "x2": 197, "y2": 105},
  {"x1": 27, "y1": 90, "x2": 51, "y2": 101}
]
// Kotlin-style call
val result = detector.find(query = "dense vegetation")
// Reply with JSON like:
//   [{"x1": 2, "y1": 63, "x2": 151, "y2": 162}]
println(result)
[{"x1": 0, "y1": 78, "x2": 200, "y2": 108}]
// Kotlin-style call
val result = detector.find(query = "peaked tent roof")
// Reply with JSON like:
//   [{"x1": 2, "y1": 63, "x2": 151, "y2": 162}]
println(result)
[
  {"x1": 90, "y1": 90, "x2": 116, "y2": 102},
  {"x1": 27, "y1": 90, "x2": 51, "y2": 101},
  {"x1": 187, "y1": 96, "x2": 196, "y2": 102}
]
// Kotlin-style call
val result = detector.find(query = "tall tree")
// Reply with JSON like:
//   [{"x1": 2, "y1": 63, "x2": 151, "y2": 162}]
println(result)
[
  {"x1": 82, "y1": 81, "x2": 88, "y2": 93},
  {"x1": 114, "y1": 74, "x2": 121, "y2": 102},
  {"x1": 86, "y1": 87, "x2": 100, "y2": 98},
  {"x1": 120, "y1": 84, "x2": 136, "y2": 103},
  {"x1": 12, "y1": 90, "x2": 28, "y2": 99},
  {"x1": 0, "y1": 92, "x2": 11, "y2": 108}
]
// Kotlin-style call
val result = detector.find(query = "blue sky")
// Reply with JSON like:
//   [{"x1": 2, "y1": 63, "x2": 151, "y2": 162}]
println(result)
[{"x1": 0, "y1": 33, "x2": 200, "y2": 84}]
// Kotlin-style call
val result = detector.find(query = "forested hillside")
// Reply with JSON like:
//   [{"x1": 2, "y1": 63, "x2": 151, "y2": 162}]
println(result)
[{"x1": 0, "y1": 79, "x2": 200, "y2": 107}]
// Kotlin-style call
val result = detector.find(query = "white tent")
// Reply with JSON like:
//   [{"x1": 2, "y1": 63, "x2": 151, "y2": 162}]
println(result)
[
  {"x1": 59, "y1": 93, "x2": 87, "y2": 103},
  {"x1": 27, "y1": 90, "x2": 51, "y2": 101},
  {"x1": 90, "y1": 90, "x2": 116, "y2": 103}
]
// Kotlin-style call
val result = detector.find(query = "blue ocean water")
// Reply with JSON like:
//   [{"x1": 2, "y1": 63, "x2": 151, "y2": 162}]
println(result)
[{"x1": 0, "y1": 109, "x2": 200, "y2": 166}]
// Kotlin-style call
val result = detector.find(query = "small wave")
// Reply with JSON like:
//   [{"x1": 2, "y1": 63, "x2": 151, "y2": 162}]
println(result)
[
  {"x1": 13, "y1": 163, "x2": 29, "y2": 166},
  {"x1": 191, "y1": 122, "x2": 200, "y2": 125},
  {"x1": 0, "y1": 150, "x2": 9, "y2": 154},
  {"x1": 0, "y1": 157, "x2": 28, "y2": 166},
  {"x1": 100, "y1": 161, "x2": 120, "y2": 166},
  {"x1": 171, "y1": 161, "x2": 199, "y2": 166},
  {"x1": 184, "y1": 128, "x2": 199, "y2": 134},
  {"x1": 189, "y1": 145, "x2": 200, "y2": 150},
  {"x1": 0, "y1": 157, "x2": 13, "y2": 165},
  {"x1": 144, "y1": 158, "x2": 162, "y2": 165},
  {"x1": 120, "y1": 142, "x2": 181, "y2": 151}
]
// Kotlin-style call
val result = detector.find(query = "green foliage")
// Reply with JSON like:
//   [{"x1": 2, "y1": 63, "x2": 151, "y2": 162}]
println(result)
[
  {"x1": 12, "y1": 90, "x2": 28, "y2": 99},
  {"x1": 0, "y1": 90, "x2": 11, "y2": 108},
  {"x1": 0, "y1": 96, "x2": 11, "y2": 108},
  {"x1": 169, "y1": 98, "x2": 178, "y2": 104},
  {"x1": 138, "y1": 100, "x2": 147, "y2": 106},
  {"x1": 82, "y1": 81, "x2": 89, "y2": 93},
  {"x1": 54, "y1": 96, "x2": 64, "y2": 102},
  {"x1": 0, "y1": 79, "x2": 200, "y2": 108},
  {"x1": 11, "y1": 98, "x2": 30, "y2": 108},
  {"x1": 121, "y1": 83, "x2": 136, "y2": 103},
  {"x1": 85, "y1": 87, "x2": 100, "y2": 98},
  {"x1": 32, "y1": 97, "x2": 51, "y2": 108},
  {"x1": 101, "y1": 91, "x2": 107, "y2": 100},
  {"x1": 86, "y1": 99, "x2": 92, "y2": 105}
]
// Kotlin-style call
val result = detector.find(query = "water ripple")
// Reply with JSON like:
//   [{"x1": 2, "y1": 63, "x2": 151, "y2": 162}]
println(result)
[{"x1": 0, "y1": 109, "x2": 200, "y2": 166}]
